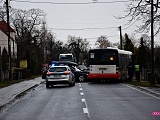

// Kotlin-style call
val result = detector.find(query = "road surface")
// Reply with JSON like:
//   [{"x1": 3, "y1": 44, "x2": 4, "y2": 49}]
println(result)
[{"x1": 0, "y1": 82, "x2": 160, "y2": 120}]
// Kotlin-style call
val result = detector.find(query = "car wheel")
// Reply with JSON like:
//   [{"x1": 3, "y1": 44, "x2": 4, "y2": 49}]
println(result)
[
  {"x1": 79, "y1": 75, "x2": 85, "y2": 82},
  {"x1": 46, "y1": 82, "x2": 50, "y2": 88},
  {"x1": 69, "y1": 83, "x2": 73, "y2": 87},
  {"x1": 73, "y1": 81, "x2": 75, "y2": 86}
]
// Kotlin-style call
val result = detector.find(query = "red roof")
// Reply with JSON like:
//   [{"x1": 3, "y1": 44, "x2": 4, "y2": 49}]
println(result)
[{"x1": 0, "y1": 21, "x2": 15, "y2": 33}]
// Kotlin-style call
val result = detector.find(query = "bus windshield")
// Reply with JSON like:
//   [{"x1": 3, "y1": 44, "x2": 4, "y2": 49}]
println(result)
[
  {"x1": 89, "y1": 49, "x2": 119, "y2": 66},
  {"x1": 59, "y1": 54, "x2": 73, "y2": 62}
]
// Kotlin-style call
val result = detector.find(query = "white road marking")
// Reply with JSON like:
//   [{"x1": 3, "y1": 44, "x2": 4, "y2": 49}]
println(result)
[
  {"x1": 83, "y1": 108, "x2": 89, "y2": 113},
  {"x1": 79, "y1": 88, "x2": 83, "y2": 91},
  {"x1": 79, "y1": 83, "x2": 90, "y2": 118},
  {"x1": 123, "y1": 83, "x2": 160, "y2": 99},
  {"x1": 81, "y1": 98, "x2": 85, "y2": 102},
  {"x1": 80, "y1": 92, "x2": 84, "y2": 96}
]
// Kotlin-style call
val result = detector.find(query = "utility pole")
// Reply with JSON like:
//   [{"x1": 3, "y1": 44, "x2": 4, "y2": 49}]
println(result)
[
  {"x1": 119, "y1": 26, "x2": 123, "y2": 50},
  {"x1": 150, "y1": 0, "x2": 155, "y2": 84},
  {"x1": 0, "y1": 46, "x2": 2, "y2": 82},
  {"x1": 6, "y1": 0, "x2": 12, "y2": 80}
]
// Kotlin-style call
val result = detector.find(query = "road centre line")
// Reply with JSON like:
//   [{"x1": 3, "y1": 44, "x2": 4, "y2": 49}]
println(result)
[
  {"x1": 81, "y1": 98, "x2": 85, "y2": 102},
  {"x1": 82, "y1": 99, "x2": 90, "y2": 118},
  {"x1": 79, "y1": 88, "x2": 83, "y2": 91},
  {"x1": 83, "y1": 108, "x2": 89, "y2": 114},
  {"x1": 79, "y1": 83, "x2": 91, "y2": 119},
  {"x1": 80, "y1": 92, "x2": 84, "y2": 96}
]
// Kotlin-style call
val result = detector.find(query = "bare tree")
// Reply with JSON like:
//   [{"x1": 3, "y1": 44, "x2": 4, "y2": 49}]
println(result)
[
  {"x1": 95, "y1": 35, "x2": 111, "y2": 48},
  {"x1": 67, "y1": 36, "x2": 89, "y2": 62},
  {"x1": 67, "y1": 36, "x2": 89, "y2": 53},
  {"x1": 11, "y1": 8, "x2": 45, "y2": 40},
  {"x1": 0, "y1": 6, "x2": 6, "y2": 20},
  {"x1": 118, "y1": 0, "x2": 160, "y2": 35}
]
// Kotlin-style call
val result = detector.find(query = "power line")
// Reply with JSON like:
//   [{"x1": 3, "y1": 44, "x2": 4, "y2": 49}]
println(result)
[
  {"x1": 51, "y1": 27, "x2": 118, "y2": 31},
  {"x1": 86, "y1": 35, "x2": 119, "y2": 40},
  {"x1": 122, "y1": 17, "x2": 140, "y2": 31},
  {"x1": 11, "y1": 0, "x2": 129, "y2": 5},
  {"x1": 49, "y1": 21, "x2": 127, "y2": 25}
]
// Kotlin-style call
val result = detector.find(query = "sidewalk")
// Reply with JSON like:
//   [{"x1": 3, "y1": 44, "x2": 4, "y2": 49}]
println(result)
[{"x1": 0, "y1": 77, "x2": 45, "y2": 110}]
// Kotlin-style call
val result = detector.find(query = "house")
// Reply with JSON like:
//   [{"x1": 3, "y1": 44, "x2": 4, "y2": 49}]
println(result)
[{"x1": 0, "y1": 20, "x2": 17, "y2": 58}]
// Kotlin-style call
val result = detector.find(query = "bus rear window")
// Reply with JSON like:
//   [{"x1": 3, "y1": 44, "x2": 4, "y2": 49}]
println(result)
[{"x1": 89, "y1": 52, "x2": 118, "y2": 65}]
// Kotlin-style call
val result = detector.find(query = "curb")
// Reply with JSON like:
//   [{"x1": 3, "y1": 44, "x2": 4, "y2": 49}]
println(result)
[
  {"x1": 125, "y1": 83, "x2": 160, "y2": 98},
  {"x1": 0, "y1": 81, "x2": 44, "y2": 113},
  {"x1": 136, "y1": 86, "x2": 160, "y2": 98}
]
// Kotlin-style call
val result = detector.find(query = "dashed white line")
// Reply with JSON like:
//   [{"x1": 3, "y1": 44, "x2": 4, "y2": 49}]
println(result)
[
  {"x1": 79, "y1": 88, "x2": 83, "y2": 91},
  {"x1": 80, "y1": 92, "x2": 84, "y2": 96},
  {"x1": 83, "y1": 108, "x2": 89, "y2": 114},
  {"x1": 81, "y1": 98, "x2": 85, "y2": 102},
  {"x1": 79, "y1": 84, "x2": 90, "y2": 119}
]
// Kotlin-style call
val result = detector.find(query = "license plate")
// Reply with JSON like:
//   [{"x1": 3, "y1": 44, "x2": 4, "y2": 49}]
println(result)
[{"x1": 49, "y1": 75, "x2": 61, "y2": 78}]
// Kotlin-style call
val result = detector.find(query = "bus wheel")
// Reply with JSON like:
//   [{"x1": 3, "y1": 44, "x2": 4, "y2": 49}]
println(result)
[
  {"x1": 120, "y1": 78, "x2": 124, "y2": 83},
  {"x1": 91, "y1": 79, "x2": 97, "y2": 83}
]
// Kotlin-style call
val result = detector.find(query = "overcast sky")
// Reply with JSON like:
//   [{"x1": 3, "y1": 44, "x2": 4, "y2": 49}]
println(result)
[{"x1": 4, "y1": 0, "x2": 157, "y2": 47}]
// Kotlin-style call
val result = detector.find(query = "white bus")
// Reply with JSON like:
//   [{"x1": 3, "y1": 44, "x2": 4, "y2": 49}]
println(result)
[
  {"x1": 87, "y1": 47, "x2": 132, "y2": 82},
  {"x1": 59, "y1": 53, "x2": 75, "y2": 62}
]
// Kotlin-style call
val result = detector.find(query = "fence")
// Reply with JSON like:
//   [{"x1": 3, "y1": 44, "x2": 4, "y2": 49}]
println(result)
[
  {"x1": 0, "y1": 70, "x2": 9, "y2": 81},
  {"x1": 143, "y1": 68, "x2": 160, "y2": 85}
]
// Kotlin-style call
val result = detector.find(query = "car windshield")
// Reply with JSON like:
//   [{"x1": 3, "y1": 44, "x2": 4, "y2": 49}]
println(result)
[
  {"x1": 49, "y1": 67, "x2": 67, "y2": 72},
  {"x1": 70, "y1": 66, "x2": 81, "y2": 72},
  {"x1": 78, "y1": 65, "x2": 87, "y2": 69},
  {"x1": 75, "y1": 66, "x2": 81, "y2": 71}
]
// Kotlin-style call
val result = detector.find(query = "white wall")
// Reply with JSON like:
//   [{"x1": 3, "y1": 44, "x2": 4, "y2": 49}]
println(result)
[
  {"x1": 0, "y1": 30, "x2": 8, "y2": 53},
  {"x1": 0, "y1": 30, "x2": 17, "y2": 58}
]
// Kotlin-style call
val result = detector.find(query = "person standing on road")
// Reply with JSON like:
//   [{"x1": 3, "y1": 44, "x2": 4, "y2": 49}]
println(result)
[
  {"x1": 135, "y1": 64, "x2": 142, "y2": 82},
  {"x1": 127, "y1": 62, "x2": 135, "y2": 82}
]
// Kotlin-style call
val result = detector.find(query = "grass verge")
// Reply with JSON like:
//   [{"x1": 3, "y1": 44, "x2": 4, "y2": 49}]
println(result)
[{"x1": 129, "y1": 81, "x2": 160, "y2": 88}]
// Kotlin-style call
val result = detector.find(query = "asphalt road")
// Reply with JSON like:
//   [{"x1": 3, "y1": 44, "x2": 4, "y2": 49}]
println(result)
[
  {"x1": 0, "y1": 82, "x2": 160, "y2": 120},
  {"x1": 81, "y1": 82, "x2": 160, "y2": 120}
]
